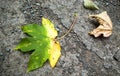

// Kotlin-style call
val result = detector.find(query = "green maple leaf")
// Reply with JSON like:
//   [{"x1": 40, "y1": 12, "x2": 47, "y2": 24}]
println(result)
[{"x1": 15, "y1": 18, "x2": 61, "y2": 72}]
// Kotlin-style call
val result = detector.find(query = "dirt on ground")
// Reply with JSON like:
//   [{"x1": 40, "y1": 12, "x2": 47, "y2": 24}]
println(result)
[{"x1": 0, "y1": 0, "x2": 120, "y2": 76}]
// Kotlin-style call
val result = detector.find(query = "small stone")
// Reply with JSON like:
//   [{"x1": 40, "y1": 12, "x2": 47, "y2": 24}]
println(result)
[
  {"x1": 81, "y1": 70, "x2": 88, "y2": 76},
  {"x1": 95, "y1": 50, "x2": 104, "y2": 59},
  {"x1": 103, "y1": 62, "x2": 111, "y2": 69},
  {"x1": 0, "y1": 52, "x2": 3, "y2": 56},
  {"x1": 56, "y1": 27, "x2": 60, "y2": 32},
  {"x1": 23, "y1": 11, "x2": 27, "y2": 14},
  {"x1": 106, "y1": 3, "x2": 109, "y2": 6},
  {"x1": 113, "y1": 50, "x2": 120, "y2": 61},
  {"x1": 6, "y1": 48, "x2": 11, "y2": 52},
  {"x1": 36, "y1": 3, "x2": 40, "y2": 6}
]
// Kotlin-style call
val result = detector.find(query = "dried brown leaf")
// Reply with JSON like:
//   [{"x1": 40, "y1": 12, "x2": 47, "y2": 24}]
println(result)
[{"x1": 89, "y1": 11, "x2": 112, "y2": 37}]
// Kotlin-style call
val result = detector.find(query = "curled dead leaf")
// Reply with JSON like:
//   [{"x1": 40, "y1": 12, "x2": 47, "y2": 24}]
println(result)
[{"x1": 89, "y1": 11, "x2": 112, "y2": 37}]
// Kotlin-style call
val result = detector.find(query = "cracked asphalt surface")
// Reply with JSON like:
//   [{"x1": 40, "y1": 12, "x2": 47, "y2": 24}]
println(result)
[{"x1": 0, "y1": 0, "x2": 120, "y2": 76}]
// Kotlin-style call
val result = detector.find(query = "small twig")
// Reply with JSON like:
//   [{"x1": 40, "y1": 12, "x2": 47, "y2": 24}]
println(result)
[{"x1": 57, "y1": 14, "x2": 78, "y2": 40}]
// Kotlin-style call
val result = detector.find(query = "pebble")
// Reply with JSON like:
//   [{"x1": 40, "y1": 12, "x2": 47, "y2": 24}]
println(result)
[
  {"x1": 103, "y1": 62, "x2": 112, "y2": 69},
  {"x1": 81, "y1": 70, "x2": 88, "y2": 76},
  {"x1": 113, "y1": 50, "x2": 120, "y2": 61},
  {"x1": 0, "y1": 52, "x2": 3, "y2": 56},
  {"x1": 106, "y1": 3, "x2": 109, "y2": 6},
  {"x1": 36, "y1": 3, "x2": 40, "y2": 6},
  {"x1": 23, "y1": 11, "x2": 27, "y2": 14},
  {"x1": 6, "y1": 48, "x2": 11, "y2": 52},
  {"x1": 56, "y1": 27, "x2": 60, "y2": 32}
]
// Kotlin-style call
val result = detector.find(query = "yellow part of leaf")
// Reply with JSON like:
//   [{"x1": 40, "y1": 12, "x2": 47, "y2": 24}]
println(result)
[
  {"x1": 89, "y1": 11, "x2": 112, "y2": 37},
  {"x1": 49, "y1": 41, "x2": 61, "y2": 68},
  {"x1": 42, "y1": 17, "x2": 58, "y2": 39},
  {"x1": 42, "y1": 17, "x2": 61, "y2": 68}
]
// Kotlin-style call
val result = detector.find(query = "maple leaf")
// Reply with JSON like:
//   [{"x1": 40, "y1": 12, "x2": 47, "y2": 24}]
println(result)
[
  {"x1": 15, "y1": 17, "x2": 61, "y2": 72},
  {"x1": 89, "y1": 11, "x2": 112, "y2": 37},
  {"x1": 84, "y1": 0, "x2": 99, "y2": 10}
]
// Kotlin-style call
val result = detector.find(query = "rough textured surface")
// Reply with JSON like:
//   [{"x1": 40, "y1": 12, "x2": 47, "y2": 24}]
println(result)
[{"x1": 0, "y1": 0, "x2": 120, "y2": 76}]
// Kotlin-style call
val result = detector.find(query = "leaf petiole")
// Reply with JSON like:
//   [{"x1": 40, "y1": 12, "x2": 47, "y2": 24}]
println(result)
[{"x1": 57, "y1": 14, "x2": 78, "y2": 40}]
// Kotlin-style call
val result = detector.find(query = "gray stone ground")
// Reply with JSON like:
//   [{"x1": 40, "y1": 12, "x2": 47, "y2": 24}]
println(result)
[{"x1": 0, "y1": 0, "x2": 120, "y2": 76}]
